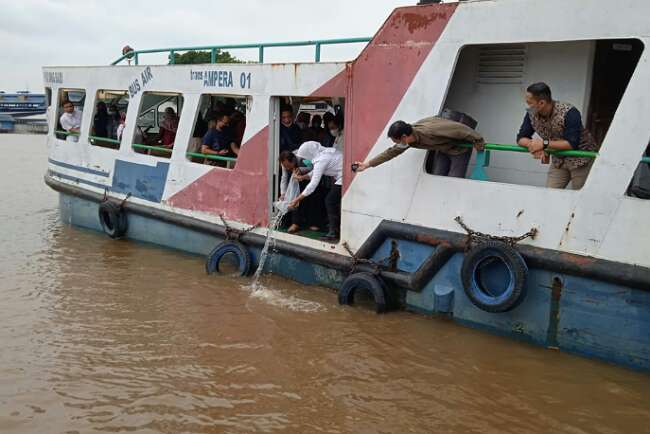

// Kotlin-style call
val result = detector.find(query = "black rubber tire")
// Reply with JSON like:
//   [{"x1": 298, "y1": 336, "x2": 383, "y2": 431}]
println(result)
[
  {"x1": 461, "y1": 240, "x2": 528, "y2": 313},
  {"x1": 205, "y1": 241, "x2": 252, "y2": 277},
  {"x1": 338, "y1": 272, "x2": 394, "y2": 314},
  {"x1": 98, "y1": 201, "x2": 128, "y2": 239}
]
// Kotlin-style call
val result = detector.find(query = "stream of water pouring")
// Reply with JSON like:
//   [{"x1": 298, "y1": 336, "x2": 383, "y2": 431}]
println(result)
[{"x1": 251, "y1": 209, "x2": 286, "y2": 288}]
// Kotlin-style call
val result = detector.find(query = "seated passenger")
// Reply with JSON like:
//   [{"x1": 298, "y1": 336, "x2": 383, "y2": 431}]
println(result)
[
  {"x1": 281, "y1": 141, "x2": 343, "y2": 241},
  {"x1": 159, "y1": 107, "x2": 179, "y2": 148},
  {"x1": 280, "y1": 105, "x2": 302, "y2": 152},
  {"x1": 93, "y1": 102, "x2": 110, "y2": 138},
  {"x1": 201, "y1": 113, "x2": 239, "y2": 158},
  {"x1": 59, "y1": 100, "x2": 83, "y2": 142},
  {"x1": 354, "y1": 117, "x2": 485, "y2": 177},
  {"x1": 517, "y1": 82, "x2": 598, "y2": 190},
  {"x1": 327, "y1": 113, "x2": 345, "y2": 152}
]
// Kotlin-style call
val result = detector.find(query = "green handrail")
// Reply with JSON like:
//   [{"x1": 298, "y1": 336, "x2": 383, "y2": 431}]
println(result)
[
  {"x1": 187, "y1": 152, "x2": 237, "y2": 162},
  {"x1": 132, "y1": 143, "x2": 172, "y2": 153},
  {"x1": 111, "y1": 37, "x2": 372, "y2": 65},
  {"x1": 55, "y1": 130, "x2": 79, "y2": 136},
  {"x1": 89, "y1": 135, "x2": 121, "y2": 145},
  {"x1": 458, "y1": 142, "x2": 599, "y2": 158}
]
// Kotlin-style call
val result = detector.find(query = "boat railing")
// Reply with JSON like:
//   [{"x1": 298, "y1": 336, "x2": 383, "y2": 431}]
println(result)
[
  {"x1": 462, "y1": 143, "x2": 650, "y2": 181},
  {"x1": 110, "y1": 37, "x2": 373, "y2": 66}
]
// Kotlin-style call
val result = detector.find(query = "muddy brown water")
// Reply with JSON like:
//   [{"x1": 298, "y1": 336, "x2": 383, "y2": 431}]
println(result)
[{"x1": 0, "y1": 134, "x2": 648, "y2": 434}]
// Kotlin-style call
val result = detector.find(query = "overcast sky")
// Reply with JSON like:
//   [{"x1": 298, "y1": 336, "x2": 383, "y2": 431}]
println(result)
[{"x1": 0, "y1": 0, "x2": 423, "y2": 92}]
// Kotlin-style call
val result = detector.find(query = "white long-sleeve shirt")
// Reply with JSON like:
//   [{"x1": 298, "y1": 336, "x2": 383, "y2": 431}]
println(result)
[
  {"x1": 301, "y1": 151, "x2": 343, "y2": 197},
  {"x1": 59, "y1": 110, "x2": 83, "y2": 142}
]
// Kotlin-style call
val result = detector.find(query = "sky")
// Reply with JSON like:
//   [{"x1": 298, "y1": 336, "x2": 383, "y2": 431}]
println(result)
[{"x1": 0, "y1": 0, "x2": 422, "y2": 92}]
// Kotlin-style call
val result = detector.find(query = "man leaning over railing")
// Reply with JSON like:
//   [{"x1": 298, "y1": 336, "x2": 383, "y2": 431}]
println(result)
[{"x1": 517, "y1": 82, "x2": 598, "y2": 190}]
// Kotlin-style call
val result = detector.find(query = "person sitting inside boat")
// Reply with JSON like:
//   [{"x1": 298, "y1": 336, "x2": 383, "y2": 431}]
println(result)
[
  {"x1": 280, "y1": 105, "x2": 302, "y2": 153},
  {"x1": 353, "y1": 116, "x2": 485, "y2": 177},
  {"x1": 327, "y1": 113, "x2": 344, "y2": 152},
  {"x1": 59, "y1": 100, "x2": 83, "y2": 142},
  {"x1": 201, "y1": 112, "x2": 239, "y2": 160},
  {"x1": 158, "y1": 107, "x2": 179, "y2": 148},
  {"x1": 278, "y1": 148, "x2": 328, "y2": 234},
  {"x1": 280, "y1": 141, "x2": 343, "y2": 241},
  {"x1": 517, "y1": 82, "x2": 598, "y2": 190}
]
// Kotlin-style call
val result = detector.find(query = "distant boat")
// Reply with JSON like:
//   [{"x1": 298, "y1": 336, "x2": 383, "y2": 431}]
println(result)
[{"x1": 0, "y1": 91, "x2": 47, "y2": 117}]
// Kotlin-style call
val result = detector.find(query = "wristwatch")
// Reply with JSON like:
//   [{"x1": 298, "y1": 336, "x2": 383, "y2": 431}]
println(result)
[{"x1": 543, "y1": 139, "x2": 550, "y2": 150}]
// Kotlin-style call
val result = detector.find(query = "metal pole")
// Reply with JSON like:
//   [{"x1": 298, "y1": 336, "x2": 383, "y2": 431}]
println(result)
[
  {"x1": 315, "y1": 43, "x2": 321, "y2": 62},
  {"x1": 258, "y1": 46, "x2": 264, "y2": 63}
]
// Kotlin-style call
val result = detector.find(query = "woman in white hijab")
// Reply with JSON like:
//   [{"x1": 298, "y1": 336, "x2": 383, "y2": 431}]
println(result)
[{"x1": 280, "y1": 141, "x2": 343, "y2": 241}]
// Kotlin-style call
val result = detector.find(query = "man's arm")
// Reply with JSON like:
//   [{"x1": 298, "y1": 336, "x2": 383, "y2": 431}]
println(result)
[
  {"x1": 527, "y1": 110, "x2": 581, "y2": 154},
  {"x1": 355, "y1": 144, "x2": 409, "y2": 172},
  {"x1": 516, "y1": 113, "x2": 534, "y2": 148},
  {"x1": 289, "y1": 161, "x2": 325, "y2": 208},
  {"x1": 432, "y1": 120, "x2": 485, "y2": 149}
]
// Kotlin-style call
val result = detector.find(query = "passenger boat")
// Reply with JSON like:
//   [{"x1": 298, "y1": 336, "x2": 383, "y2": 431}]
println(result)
[{"x1": 43, "y1": 0, "x2": 650, "y2": 371}]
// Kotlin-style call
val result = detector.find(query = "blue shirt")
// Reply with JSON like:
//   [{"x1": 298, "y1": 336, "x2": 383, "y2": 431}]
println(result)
[
  {"x1": 202, "y1": 127, "x2": 233, "y2": 152},
  {"x1": 517, "y1": 107, "x2": 583, "y2": 149}
]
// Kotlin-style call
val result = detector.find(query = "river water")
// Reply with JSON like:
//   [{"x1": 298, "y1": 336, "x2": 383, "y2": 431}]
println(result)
[{"x1": 0, "y1": 134, "x2": 648, "y2": 434}]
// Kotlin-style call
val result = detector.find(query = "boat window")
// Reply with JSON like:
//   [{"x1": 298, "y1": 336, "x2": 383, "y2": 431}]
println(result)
[
  {"x1": 273, "y1": 96, "x2": 345, "y2": 243},
  {"x1": 89, "y1": 90, "x2": 129, "y2": 150},
  {"x1": 132, "y1": 91, "x2": 184, "y2": 159},
  {"x1": 425, "y1": 39, "x2": 643, "y2": 191},
  {"x1": 54, "y1": 88, "x2": 85, "y2": 142},
  {"x1": 187, "y1": 94, "x2": 249, "y2": 169}
]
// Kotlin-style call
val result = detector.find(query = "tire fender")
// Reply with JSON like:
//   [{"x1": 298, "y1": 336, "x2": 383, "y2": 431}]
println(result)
[
  {"x1": 461, "y1": 240, "x2": 528, "y2": 313},
  {"x1": 98, "y1": 201, "x2": 128, "y2": 239},
  {"x1": 338, "y1": 272, "x2": 395, "y2": 314},
  {"x1": 205, "y1": 241, "x2": 252, "y2": 277}
]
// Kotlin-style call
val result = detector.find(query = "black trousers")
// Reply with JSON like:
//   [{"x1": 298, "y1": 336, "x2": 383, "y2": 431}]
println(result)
[{"x1": 325, "y1": 184, "x2": 342, "y2": 235}]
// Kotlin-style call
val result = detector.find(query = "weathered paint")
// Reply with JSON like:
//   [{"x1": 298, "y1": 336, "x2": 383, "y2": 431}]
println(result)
[{"x1": 111, "y1": 160, "x2": 170, "y2": 203}]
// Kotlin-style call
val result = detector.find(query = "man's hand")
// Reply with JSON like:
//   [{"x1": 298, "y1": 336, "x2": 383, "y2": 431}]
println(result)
[
  {"x1": 278, "y1": 194, "x2": 285, "y2": 201},
  {"x1": 473, "y1": 140, "x2": 486, "y2": 152},
  {"x1": 288, "y1": 197, "x2": 301, "y2": 209},
  {"x1": 218, "y1": 149, "x2": 229, "y2": 155},
  {"x1": 353, "y1": 162, "x2": 370, "y2": 173},
  {"x1": 528, "y1": 138, "x2": 544, "y2": 154}
]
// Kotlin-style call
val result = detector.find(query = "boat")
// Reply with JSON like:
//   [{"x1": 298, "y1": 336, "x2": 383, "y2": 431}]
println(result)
[{"x1": 42, "y1": 0, "x2": 650, "y2": 371}]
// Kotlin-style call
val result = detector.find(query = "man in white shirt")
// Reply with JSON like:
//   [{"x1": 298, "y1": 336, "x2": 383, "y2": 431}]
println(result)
[
  {"x1": 59, "y1": 101, "x2": 83, "y2": 142},
  {"x1": 281, "y1": 141, "x2": 343, "y2": 241}
]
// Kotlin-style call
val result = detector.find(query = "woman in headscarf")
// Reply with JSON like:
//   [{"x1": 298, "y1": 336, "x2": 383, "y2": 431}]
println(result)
[
  {"x1": 279, "y1": 141, "x2": 343, "y2": 241},
  {"x1": 159, "y1": 107, "x2": 179, "y2": 148}
]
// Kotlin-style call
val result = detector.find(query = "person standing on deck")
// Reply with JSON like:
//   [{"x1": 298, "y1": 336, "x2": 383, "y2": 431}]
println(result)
[
  {"x1": 59, "y1": 100, "x2": 83, "y2": 142},
  {"x1": 282, "y1": 141, "x2": 343, "y2": 241},
  {"x1": 279, "y1": 105, "x2": 302, "y2": 153},
  {"x1": 353, "y1": 117, "x2": 485, "y2": 177},
  {"x1": 517, "y1": 82, "x2": 598, "y2": 189}
]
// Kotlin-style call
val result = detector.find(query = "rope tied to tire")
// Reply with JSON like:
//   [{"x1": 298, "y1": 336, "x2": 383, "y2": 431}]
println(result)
[
  {"x1": 219, "y1": 214, "x2": 259, "y2": 242},
  {"x1": 454, "y1": 216, "x2": 538, "y2": 251},
  {"x1": 342, "y1": 241, "x2": 400, "y2": 275}
]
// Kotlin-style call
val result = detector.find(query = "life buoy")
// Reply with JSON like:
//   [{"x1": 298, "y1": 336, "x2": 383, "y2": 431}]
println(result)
[
  {"x1": 461, "y1": 240, "x2": 528, "y2": 313},
  {"x1": 205, "y1": 241, "x2": 252, "y2": 277},
  {"x1": 98, "y1": 201, "x2": 128, "y2": 239},
  {"x1": 338, "y1": 272, "x2": 394, "y2": 314}
]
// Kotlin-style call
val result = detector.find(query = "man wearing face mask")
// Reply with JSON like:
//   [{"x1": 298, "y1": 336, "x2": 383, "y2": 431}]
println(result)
[
  {"x1": 517, "y1": 82, "x2": 598, "y2": 189},
  {"x1": 353, "y1": 116, "x2": 485, "y2": 177},
  {"x1": 327, "y1": 114, "x2": 344, "y2": 152}
]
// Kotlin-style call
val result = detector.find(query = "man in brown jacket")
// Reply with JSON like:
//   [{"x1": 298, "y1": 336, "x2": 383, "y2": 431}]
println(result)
[{"x1": 354, "y1": 117, "x2": 485, "y2": 177}]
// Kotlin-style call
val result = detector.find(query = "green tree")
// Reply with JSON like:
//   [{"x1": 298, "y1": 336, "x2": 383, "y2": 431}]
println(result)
[{"x1": 171, "y1": 49, "x2": 242, "y2": 65}]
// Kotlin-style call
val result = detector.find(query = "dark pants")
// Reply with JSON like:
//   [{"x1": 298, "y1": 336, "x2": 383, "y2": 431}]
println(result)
[
  {"x1": 325, "y1": 184, "x2": 342, "y2": 236},
  {"x1": 284, "y1": 180, "x2": 328, "y2": 229},
  {"x1": 431, "y1": 151, "x2": 472, "y2": 178}
]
